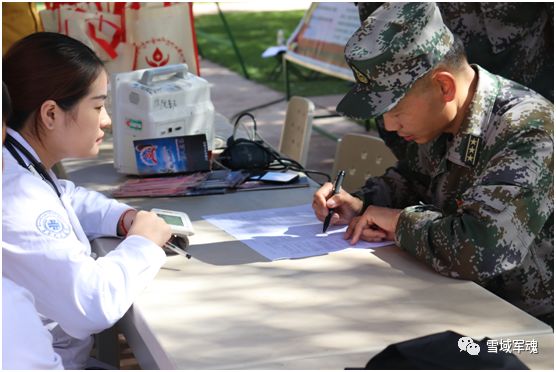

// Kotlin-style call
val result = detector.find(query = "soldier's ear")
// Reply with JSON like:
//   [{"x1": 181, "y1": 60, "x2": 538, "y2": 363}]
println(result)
[{"x1": 432, "y1": 71, "x2": 456, "y2": 103}]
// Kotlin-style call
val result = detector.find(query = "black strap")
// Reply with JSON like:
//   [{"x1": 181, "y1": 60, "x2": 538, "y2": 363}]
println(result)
[
  {"x1": 4, "y1": 134, "x2": 61, "y2": 197},
  {"x1": 231, "y1": 112, "x2": 258, "y2": 141}
]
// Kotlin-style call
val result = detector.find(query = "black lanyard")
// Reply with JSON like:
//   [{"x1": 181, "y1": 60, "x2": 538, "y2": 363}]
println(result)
[{"x1": 4, "y1": 134, "x2": 62, "y2": 198}]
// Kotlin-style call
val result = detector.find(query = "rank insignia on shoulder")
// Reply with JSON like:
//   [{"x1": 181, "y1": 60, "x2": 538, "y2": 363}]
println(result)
[{"x1": 462, "y1": 135, "x2": 482, "y2": 167}]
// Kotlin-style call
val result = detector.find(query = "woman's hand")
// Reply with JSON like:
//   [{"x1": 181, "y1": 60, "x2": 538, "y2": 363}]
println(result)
[{"x1": 127, "y1": 211, "x2": 172, "y2": 247}]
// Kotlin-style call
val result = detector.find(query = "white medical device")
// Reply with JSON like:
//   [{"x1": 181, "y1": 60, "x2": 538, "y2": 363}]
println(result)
[
  {"x1": 112, "y1": 64, "x2": 215, "y2": 175},
  {"x1": 151, "y1": 208, "x2": 194, "y2": 237}
]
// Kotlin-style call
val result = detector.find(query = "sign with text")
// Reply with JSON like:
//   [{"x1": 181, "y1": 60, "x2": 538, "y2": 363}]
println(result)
[{"x1": 285, "y1": 2, "x2": 360, "y2": 81}]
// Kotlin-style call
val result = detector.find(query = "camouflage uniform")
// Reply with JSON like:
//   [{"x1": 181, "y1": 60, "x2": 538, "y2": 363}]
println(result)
[
  {"x1": 355, "y1": 66, "x2": 554, "y2": 323},
  {"x1": 357, "y1": 2, "x2": 554, "y2": 101},
  {"x1": 340, "y1": 3, "x2": 554, "y2": 324},
  {"x1": 356, "y1": 2, "x2": 554, "y2": 167}
]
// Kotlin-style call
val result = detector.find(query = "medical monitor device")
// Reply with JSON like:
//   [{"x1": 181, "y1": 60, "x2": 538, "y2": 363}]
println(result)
[
  {"x1": 151, "y1": 208, "x2": 194, "y2": 238},
  {"x1": 112, "y1": 64, "x2": 215, "y2": 175}
]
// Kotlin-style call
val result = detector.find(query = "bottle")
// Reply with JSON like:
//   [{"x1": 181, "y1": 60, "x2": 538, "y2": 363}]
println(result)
[{"x1": 277, "y1": 29, "x2": 285, "y2": 46}]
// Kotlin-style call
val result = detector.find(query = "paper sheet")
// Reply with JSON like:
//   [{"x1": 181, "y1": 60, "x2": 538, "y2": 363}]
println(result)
[
  {"x1": 203, "y1": 204, "x2": 394, "y2": 260},
  {"x1": 261, "y1": 45, "x2": 287, "y2": 58}
]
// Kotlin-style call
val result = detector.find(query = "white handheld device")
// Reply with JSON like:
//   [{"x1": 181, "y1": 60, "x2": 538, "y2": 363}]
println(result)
[{"x1": 151, "y1": 208, "x2": 194, "y2": 237}]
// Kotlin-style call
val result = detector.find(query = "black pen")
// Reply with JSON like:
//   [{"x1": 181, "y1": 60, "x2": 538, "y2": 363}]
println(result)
[{"x1": 322, "y1": 170, "x2": 345, "y2": 233}]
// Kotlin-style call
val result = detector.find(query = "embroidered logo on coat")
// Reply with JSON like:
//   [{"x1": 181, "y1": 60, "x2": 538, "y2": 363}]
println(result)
[{"x1": 36, "y1": 211, "x2": 71, "y2": 239}]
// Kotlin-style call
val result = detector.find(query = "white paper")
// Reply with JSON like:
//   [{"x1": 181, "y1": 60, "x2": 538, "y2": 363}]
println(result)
[
  {"x1": 261, "y1": 45, "x2": 287, "y2": 58},
  {"x1": 203, "y1": 204, "x2": 393, "y2": 260}
]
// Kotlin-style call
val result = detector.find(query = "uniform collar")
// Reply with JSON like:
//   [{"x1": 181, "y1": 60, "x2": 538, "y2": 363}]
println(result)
[
  {"x1": 4, "y1": 128, "x2": 61, "y2": 191},
  {"x1": 445, "y1": 65, "x2": 500, "y2": 168}
]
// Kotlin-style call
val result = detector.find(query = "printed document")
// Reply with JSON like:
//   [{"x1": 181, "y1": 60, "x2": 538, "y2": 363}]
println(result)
[{"x1": 203, "y1": 204, "x2": 393, "y2": 260}]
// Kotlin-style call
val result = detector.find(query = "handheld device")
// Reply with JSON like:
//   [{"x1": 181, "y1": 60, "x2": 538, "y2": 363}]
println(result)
[
  {"x1": 151, "y1": 208, "x2": 194, "y2": 258},
  {"x1": 151, "y1": 208, "x2": 194, "y2": 237},
  {"x1": 259, "y1": 171, "x2": 299, "y2": 183}
]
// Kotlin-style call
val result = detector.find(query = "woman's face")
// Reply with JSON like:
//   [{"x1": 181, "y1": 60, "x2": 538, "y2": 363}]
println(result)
[{"x1": 60, "y1": 70, "x2": 111, "y2": 158}]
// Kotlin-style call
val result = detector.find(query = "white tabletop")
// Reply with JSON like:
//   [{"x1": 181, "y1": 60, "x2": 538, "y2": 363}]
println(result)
[
  {"x1": 69, "y1": 133, "x2": 553, "y2": 370},
  {"x1": 92, "y1": 232, "x2": 553, "y2": 369}
]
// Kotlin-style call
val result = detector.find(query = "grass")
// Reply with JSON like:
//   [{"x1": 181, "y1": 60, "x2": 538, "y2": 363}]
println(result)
[{"x1": 194, "y1": 10, "x2": 353, "y2": 97}]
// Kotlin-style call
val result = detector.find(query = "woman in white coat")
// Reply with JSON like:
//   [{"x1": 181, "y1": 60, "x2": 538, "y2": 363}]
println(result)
[
  {"x1": 3, "y1": 81, "x2": 64, "y2": 370},
  {"x1": 2, "y1": 33, "x2": 172, "y2": 369}
]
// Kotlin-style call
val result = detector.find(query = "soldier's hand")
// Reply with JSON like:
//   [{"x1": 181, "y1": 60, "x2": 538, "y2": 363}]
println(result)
[
  {"x1": 312, "y1": 182, "x2": 363, "y2": 226},
  {"x1": 345, "y1": 205, "x2": 401, "y2": 244}
]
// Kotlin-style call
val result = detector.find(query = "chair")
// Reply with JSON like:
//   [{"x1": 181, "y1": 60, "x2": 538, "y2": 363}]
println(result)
[
  {"x1": 278, "y1": 96, "x2": 315, "y2": 167},
  {"x1": 332, "y1": 133, "x2": 397, "y2": 193}
]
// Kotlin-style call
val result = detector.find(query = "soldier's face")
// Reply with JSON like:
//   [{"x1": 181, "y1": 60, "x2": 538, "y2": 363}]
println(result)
[{"x1": 383, "y1": 82, "x2": 454, "y2": 144}]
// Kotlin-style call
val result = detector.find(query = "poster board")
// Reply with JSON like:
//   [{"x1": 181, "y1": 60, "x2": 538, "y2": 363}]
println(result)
[
  {"x1": 285, "y1": 2, "x2": 360, "y2": 82},
  {"x1": 39, "y1": 2, "x2": 200, "y2": 76}
]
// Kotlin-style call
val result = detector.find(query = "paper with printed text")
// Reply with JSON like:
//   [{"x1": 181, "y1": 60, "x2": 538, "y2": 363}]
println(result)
[{"x1": 203, "y1": 204, "x2": 394, "y2": 260}]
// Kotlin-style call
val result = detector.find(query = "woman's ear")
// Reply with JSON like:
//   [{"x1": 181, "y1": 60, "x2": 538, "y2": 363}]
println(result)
[
  {"x1": 432, "y1": 71, "x2": 456, "y2": 103},
  {"x1": 38, "y1": 100, "x2": 60, "y2": 130}
]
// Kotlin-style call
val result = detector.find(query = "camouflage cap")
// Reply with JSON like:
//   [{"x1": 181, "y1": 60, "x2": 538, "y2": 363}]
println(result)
[{"x1": 337, "y1": 2, "x2": 454, "y2": 119}]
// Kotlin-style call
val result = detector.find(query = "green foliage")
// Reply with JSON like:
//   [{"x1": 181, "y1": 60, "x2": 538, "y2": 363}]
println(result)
[{"x1": 194, "y1": 11, "x2": 352, "y2": 97}]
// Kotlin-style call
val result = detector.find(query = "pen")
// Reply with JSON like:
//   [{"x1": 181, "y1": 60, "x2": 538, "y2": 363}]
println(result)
[
  {"x1": 164, "y1": 241, "x2": 192, "y2": 259},
  {"x1": 322, "y1": 170, "x2": 345, "y2": 233}
]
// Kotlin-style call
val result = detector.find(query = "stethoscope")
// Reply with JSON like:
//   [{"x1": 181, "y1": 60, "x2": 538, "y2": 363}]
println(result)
[{"x1": 4, "y1": 134, "x2": 62, "y2": 198}]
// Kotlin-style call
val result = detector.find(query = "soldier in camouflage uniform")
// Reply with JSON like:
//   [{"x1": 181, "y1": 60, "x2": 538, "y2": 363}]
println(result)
[
  {"x1": 313, "y1": 3, "x2": 554, "y2": 325},
  {"x1": 356, "y1": 2, "x2": 554, "y2": 163},
  {"x1": 356, "y1": 2, "x2": 554, "y2": 102}
]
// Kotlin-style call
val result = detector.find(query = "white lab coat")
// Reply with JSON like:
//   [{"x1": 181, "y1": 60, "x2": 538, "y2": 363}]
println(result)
[
  {"x1": 2, "y1": 276, "x2": 64, "y2": 370},
  {"x1": 2, "y1": 129, "x2": 166, "y2": 369}
]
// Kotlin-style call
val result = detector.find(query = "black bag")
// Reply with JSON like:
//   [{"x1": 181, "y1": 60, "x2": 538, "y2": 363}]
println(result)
[
  {"x1": 219, "y1": 112, "x2": 274, "y2": 170},
  {"x1": 348, "y1": 331, "x2": 529, "y2": 370}
]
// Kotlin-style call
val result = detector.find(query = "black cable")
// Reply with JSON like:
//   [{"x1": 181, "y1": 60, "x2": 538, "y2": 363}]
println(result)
[
  {"x1": 252, "y1": 125, "x2": 331, "y2": 184},
  {"x1": 4, "y1": 134, "x2": 62, "y2": 197},
  {"x1": 247, "y1": 138, "x2": 331, "y2": 185},
  {"x1": 224, "y1": 111, "x2": 332, "y2": 184},
  {"x1": 232, "y1": 112, "x2": 258, "y2": 141},
  {"x1": 211, "y1": 157, "x2": 230, "y2": 170},
  {"x1": 230, "y1": 97, "x2": 287, "y2": 123}
]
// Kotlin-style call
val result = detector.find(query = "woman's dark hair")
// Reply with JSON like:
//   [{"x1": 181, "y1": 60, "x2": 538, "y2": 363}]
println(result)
[
  {"x1": 3, "y1": 81, "x2": 12, "y2": 121},
  {"x1": 2, "y1": 32, "x2": 104, "y2": 134}
]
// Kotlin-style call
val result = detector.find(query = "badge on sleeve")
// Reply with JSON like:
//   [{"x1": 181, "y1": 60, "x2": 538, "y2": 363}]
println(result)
[{"x1": 36, "y1": 210, "x2": 71, "y2": 239}]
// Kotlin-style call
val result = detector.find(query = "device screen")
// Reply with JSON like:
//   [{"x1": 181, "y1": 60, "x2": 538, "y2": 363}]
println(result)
[
  {"x1": 259, "y1": 171, "x2": 299, "y2": 183},
  {"x1": 157, "y1": 214, "x2": 184, "y2": 226}
]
